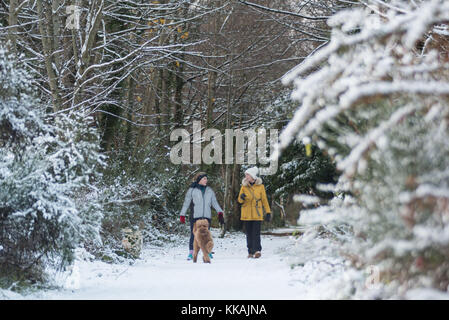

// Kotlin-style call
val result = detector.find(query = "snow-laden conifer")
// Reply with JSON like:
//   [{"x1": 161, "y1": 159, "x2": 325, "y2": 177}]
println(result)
[
  {"x1": 281, "y1": 0, "x2": 449, "y2": 297},
  {"x1": 0, "y1": 45, "x2": 104, "y2": 286}
]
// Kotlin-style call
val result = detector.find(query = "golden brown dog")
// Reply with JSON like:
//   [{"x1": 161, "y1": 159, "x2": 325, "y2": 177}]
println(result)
[{"x1": 193, "y1": 219, "x2": 214, "y2": 263}]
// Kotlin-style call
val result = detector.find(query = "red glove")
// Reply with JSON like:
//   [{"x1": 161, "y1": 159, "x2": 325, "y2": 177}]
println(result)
[
  {"x1": 218, "y1": 212, "x2": 224, "y2": 225},
  {"x1": 180, "y1": 216, "x2": 185, "y2": 224}
]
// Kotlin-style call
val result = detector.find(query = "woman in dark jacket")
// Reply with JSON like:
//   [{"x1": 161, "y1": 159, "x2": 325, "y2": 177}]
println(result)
[{"x1": 179, "y1": 172, "x2": 224, "y2": 260}]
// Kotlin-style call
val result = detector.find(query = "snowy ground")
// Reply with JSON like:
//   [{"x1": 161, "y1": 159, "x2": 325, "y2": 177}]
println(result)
[
  {"x1": 1, "y1": 226, "x2": 360, "y2": 300},
  {"x1": 3, "y1": 226, "x2": 448, "y2": 300}
]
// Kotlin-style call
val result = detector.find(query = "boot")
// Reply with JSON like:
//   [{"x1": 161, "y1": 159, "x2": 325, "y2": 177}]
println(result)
[{"x1": 254, "y1": 251, "x2": 261, "y2": 258}]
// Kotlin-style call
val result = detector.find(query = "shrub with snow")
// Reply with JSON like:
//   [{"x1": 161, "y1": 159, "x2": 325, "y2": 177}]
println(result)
[
  {"x1": 0, "y1": 46, "x2": 103, "y2": 288},
  {"x1": 281, "y1": 0, "x2": 449, "y2": 297},
  {"x1": 264, "y1": 140, "x2": 337, "y2": 226},
  {"x1": 92, "y1": 139, "x2": 188, "y2": 261}
]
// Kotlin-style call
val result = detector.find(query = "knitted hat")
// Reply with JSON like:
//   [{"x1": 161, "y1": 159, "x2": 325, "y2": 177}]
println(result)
[
  {"x1": 193, "y1": 172, "x2": 208, "y2": 184},
  {"x1": 245, "y1": 167, "x2": 259, "y2": 180}
]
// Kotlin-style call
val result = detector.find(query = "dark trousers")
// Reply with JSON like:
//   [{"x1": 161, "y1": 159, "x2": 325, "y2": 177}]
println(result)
[
  {"x1": 189, "y1": 217, "x2": 211, "y2": 250},
  {"x1": 244, "y1": 221, "x2": 262, "y2": 254}
]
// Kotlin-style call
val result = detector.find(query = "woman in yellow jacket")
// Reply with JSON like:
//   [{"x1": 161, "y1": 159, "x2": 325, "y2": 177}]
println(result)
[{"x1": 237, "y1": 167, "x2": 271, "y2": 258}]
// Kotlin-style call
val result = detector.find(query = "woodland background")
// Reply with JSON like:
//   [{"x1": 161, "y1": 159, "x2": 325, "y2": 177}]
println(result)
[{"x1": 1, "y1": 0, "x2": 449, "y2": 298}]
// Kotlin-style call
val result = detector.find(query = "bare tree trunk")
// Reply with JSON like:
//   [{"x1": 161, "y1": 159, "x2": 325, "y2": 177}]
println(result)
[
  {"x1": 135, "y1": 68, "x2": 156, "y2": 151},
  {"x1": 231, "y1": 162, "x2": 242, "y2": 229},
  {"x1": 72, "y1": 0, "x2": 104, "y2": 109},
  {"x1": 160, "y1": 68, "x2": 170, "y2": 134},
  {"x1": 206, "y1": 68, "x2": 217, "y2": 129},
  {"x1": 173, "y1": 2, "x2": 190, "y2": 128},
  {"x1": 125, "y1": 74, "x2": 135, "y2": 149},
  {"x1": 51, "y1": 0, "x2": 62, "y2": 68},
  {"x1": 37, "y1": 0, "x2": 61, "y2": 111},
  {"x1": 173, "y1": 68, "x2": 185, "y2": 127},
  {"x1": 223, "y1": 66, "x2": 234, "y2": 234},
  {"x1": 8, "y1": 0, "x2": 18, "y2": 54},
  {"x1": 155, "y1": 70, "x2": 163, "y2": 132}
]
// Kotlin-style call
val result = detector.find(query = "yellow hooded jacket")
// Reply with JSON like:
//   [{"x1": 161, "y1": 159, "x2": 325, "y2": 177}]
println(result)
[{"x1": 238, "y1": 177, "x2": 271, "y2": 221}]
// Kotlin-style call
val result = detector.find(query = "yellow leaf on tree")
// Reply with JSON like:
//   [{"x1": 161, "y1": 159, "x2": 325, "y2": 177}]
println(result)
[
  {"x1": 305, "y1": 143, "x2": 312, "y2": 157},
  {"x1": 181, "y1": 31, "x2": 189, "y2": 39}
]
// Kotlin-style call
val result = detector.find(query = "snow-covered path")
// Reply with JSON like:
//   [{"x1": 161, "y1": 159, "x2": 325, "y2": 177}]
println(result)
[
  {"x1": 36, "y1": 230, "x2": 303, "y2": 300},
  {"x1": 5, "y1": 227, "x2": 448, "y2": 300},
  {"x1": 1, "y1": 227, "x2": 357, "y2": 300}
]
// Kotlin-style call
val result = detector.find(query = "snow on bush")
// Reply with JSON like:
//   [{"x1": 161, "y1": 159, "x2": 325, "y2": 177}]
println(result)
[
  {"x1": 281, "y1": 0, "x2": 449, "y2": 298},
  {"x1": 91, "y1": 142, "x2": 189, "y2": 263},
  {"x1": 0, "y1": 45, "x2": 104, "y2": 288}
]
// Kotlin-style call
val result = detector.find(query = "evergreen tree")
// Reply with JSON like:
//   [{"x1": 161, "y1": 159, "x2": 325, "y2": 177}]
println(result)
[
  {"x1": 0, "y1": 46, "x2": 103, "y2": 287},
  {"x1": 281, "y1": 0, "x2": 449, "y2": 296},
  {"x1": 269, "y1": 141, "x2": 337, "y2": 199}
]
